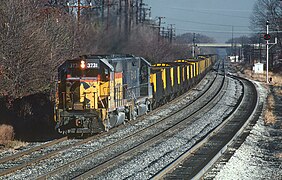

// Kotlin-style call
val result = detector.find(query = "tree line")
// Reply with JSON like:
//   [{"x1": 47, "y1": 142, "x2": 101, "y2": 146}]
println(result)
[{"x1": 226, "y1": 0, "x2": 282, "y2": 69}]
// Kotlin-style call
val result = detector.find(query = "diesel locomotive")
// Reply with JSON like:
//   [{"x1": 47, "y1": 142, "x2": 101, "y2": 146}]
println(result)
[{"x1": 54, "y1": 54, "x2": 216, "y2": 135}]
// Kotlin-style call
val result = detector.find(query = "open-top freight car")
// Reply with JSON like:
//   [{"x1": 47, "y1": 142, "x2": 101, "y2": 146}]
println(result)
[{"x1": 150, "y1": 54, "x2": 215, "y2": 108}]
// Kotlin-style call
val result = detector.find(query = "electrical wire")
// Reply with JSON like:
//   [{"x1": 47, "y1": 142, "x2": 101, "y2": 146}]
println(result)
[
  {"x1": 166, "y1": 17, "x2": 249, "y2": 27},
  {"x1": 168, "y1": 7, "x2": 251, "y2": 19},
  {"x1": 175, "y1": 28, "x2": 258, "y2": 34}
]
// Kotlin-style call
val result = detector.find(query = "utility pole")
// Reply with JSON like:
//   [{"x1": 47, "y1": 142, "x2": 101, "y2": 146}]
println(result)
[
  {"x1": 168, "y1": 24, "x2": 175, "y2": 43},
  {"x1": 67, "y1": 0, "x2": 96, "y2": 30},
  {"x1": 266, "y1": 20, "x2": 270, "y2": 83},
  {"x1": 125, "y1": 0, "x2": 129, "y2": 38},
  {"x1": 107, "y1": 0, "x2": 110, "y2": 30},
  {"x1": 136, "y1": 0, "x2": 139, "y2": 24},
  {"x1": 157, "y1": 16, "x2": 165, "y2": 41},
  {"x1": 192, "y1": 33, "x2": 196, "y2": 58},
  {"x1": 231, "y1": 26, "x2": 234, "y2": 55},
  {"x1": 118, "y1": 0, "x2": 122, "y2": 33},
  {"x1": 77, "y1": 0, "x2": 81, "y2": 28},
  {"x1": 139, "y1": 0, "x2": 143, "y2": 23}
]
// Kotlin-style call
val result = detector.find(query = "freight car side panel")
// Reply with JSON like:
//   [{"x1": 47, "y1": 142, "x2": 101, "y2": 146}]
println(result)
[
  {"x1": 187, "y1": 66, "x2": 190, "y2": 79},
  {"x1": 182, "y1": 66, "x2": 186, "y2": 83},
  {"x1": 150, "y1": 73, "x2": 157, "y2": 93},
  {"x1": 190, "y1": 64, "x2": 194, "y2": 78},
  {"x1": 177, "y1": 66, "x2": 181, "y2": 85},
  {"x1": 156, "y1": 71, "x2": 164, "y2": 103},
  {"x1": 170, "y1": 67, "x2": 174, "y2": 87},
  {"x1": 162, "y1": 69, "x2": 167, "y2": 90},
  {"x1": 165, "y1": 68, "x2": 172, "y2": 98},
  {"x1": 150, "y1": 70, "x2": 164, "y2": 107},
  {"x1": 200, "y1": 59, "x2": 205, "y2": 73},
  {"x1": 172, "y1": 67, "x2": 178, "y2": 94}
]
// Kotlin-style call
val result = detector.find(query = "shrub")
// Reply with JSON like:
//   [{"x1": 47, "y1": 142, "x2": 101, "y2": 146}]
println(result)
[{"x1": 0, "y1": 124, "x2": 15, "y2": 146}]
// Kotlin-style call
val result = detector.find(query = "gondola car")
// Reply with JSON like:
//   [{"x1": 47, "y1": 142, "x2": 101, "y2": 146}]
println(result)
[
  {"x1": 54, "y1": 54, "x2": 152, "y2": 135},
  {"x1": 149, "y1": 54, "x2": 215, "y2": 109}
]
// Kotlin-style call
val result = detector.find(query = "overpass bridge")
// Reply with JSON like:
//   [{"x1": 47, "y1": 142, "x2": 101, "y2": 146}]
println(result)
[
  {"x1": 188, "y1": 43, "x2": 266, "y2": 48},
  {"x1": 175, "y1": 43, "x2": 265, "y2": 48},
  {"x1": 195, "y1": 43, "x2": 242, "y2": 48}
]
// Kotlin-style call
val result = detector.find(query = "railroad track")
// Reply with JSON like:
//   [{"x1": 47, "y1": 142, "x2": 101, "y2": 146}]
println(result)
[
  {"x1": 0, "y1": 133, "x2": 110, "y2": 177},
  {"x1": 1, "y1": 60, "x2": 227, "y2": 179},
  {"x1": 0, "y1": 137, "x2": 67, "y2": 176},
  {"x1": 33, "y1": 62, "x2": 228, "y2": 179},
  {"x1": 154, "y1": 76, "x2": 259, "y2": 179}
]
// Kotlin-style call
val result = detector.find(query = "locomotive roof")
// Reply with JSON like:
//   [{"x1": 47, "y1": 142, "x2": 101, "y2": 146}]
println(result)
[{"x1": 59, "y1": 54, "x2": 151, "y2": 71}]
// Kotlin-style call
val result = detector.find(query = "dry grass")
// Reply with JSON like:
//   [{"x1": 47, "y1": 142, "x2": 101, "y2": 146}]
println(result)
[
  {"x1": 264, "y1": 95, "x2": 277, "y2": 125},
  {"x1": 0, "y1": 125, "x2": 27, "y2": 150},
  {"x1": 264, "y1": 110, "x2": 276, "y2": 125},
  {"x1": 275, "y1": 153, "x2": 282, "y2": 159},
  {"x1": 4, "y1": 140, "x2": 27, "y2": 150},
  {"x1": 277, "y1": 88, "x2": 282, "y2": 96},
  {"x1": 243, "y1": 69, "x2": 282, "y2": 87},
  {"x1": 232, "y1": 63, "x2": 282, "y2": 133}
]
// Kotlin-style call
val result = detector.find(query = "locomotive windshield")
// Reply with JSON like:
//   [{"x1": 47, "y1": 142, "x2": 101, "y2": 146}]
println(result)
[
  {"x1": 64, "y1": 60, "x2": 109, "y2": 81},
  {"x1": 66, "y1": 60, "x2": 101, "y2": 78},
  {"x1": 67, "y1": 68, "x2": 99, "y2": 77}
]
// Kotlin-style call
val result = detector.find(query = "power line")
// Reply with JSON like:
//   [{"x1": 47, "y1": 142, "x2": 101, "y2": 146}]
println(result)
[
  {"x1": 166, "y1": 17, "x2": 249, "y2": 27},
  {"x1": 175, "y1": 28, "x2": 258, "y2": 34},
  {"x1": 169, "y1": 7, "x2": 251, "y2": 19},
  {"x1": 170, "y1": 7, "x2": 253, "y2": 13}
]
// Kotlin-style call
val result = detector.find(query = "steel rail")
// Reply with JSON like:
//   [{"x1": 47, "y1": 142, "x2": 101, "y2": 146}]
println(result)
[
  {"x1": 0, "y1": 137, "x2": 67, "y2": 165},
  {"x1": 0, "y1": 135, "x2": 98, "y2": 176}
]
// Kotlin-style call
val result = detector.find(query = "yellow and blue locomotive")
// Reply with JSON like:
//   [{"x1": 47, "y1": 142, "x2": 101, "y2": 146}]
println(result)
[{"x1": 54, "y1": 55, "x2": 152, "y2": 135}]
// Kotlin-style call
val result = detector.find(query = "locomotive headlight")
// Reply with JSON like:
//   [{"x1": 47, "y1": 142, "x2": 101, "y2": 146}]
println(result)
[{"x1": 80, "y1": 60, "x2": 86, "y2": 69}]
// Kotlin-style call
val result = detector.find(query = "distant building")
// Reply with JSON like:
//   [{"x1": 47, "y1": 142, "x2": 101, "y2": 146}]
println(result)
[
  {"x1": 228, "y1": 55, "x2": 239, "y2": 63},
  {"x1": 253, "y1": 62, "x2": 264, "y2": 74}
]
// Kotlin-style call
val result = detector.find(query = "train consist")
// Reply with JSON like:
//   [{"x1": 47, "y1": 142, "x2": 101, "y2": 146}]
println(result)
[{"x1": 54, "y1": 54, "x2": 216, "y2": 135}]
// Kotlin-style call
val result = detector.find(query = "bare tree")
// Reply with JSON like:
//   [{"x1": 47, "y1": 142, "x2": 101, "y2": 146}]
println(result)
[
  {"x1": 175, "y1": 33, "x2": 215, "y2": 44},
  {"x1": 122, "y1": 25, "x2": 175, "y2": 63},
  {"x1": 250, "y1": 0, "x2": 282, "y2": 69},
  {"x1": 250, "y1": 0, "x2": 282, "y2": 47},
  {"x1": 0, "y1": 0, "x2": 76, "y2": 99}
]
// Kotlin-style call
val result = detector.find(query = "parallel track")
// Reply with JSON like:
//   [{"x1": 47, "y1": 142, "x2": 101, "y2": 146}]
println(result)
[
  {"x1": 154, "y1": 76, "x2": 259, "y2": 179},
  {"x1": 0, "y1": 137, "x2": 67, "y2": 176},
  {"x1": 0, "y1": 135, "x2": 104, "y2": 176}
]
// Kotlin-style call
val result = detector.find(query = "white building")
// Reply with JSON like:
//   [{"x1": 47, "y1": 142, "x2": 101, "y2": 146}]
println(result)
[{"x1": 253, "y1": 63, "x2": 264, "y2": 73}]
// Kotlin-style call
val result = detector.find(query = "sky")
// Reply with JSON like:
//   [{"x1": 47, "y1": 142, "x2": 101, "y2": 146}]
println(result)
[{"x1": 145, "y1": 0, "x2": 257, "y2": 43}]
